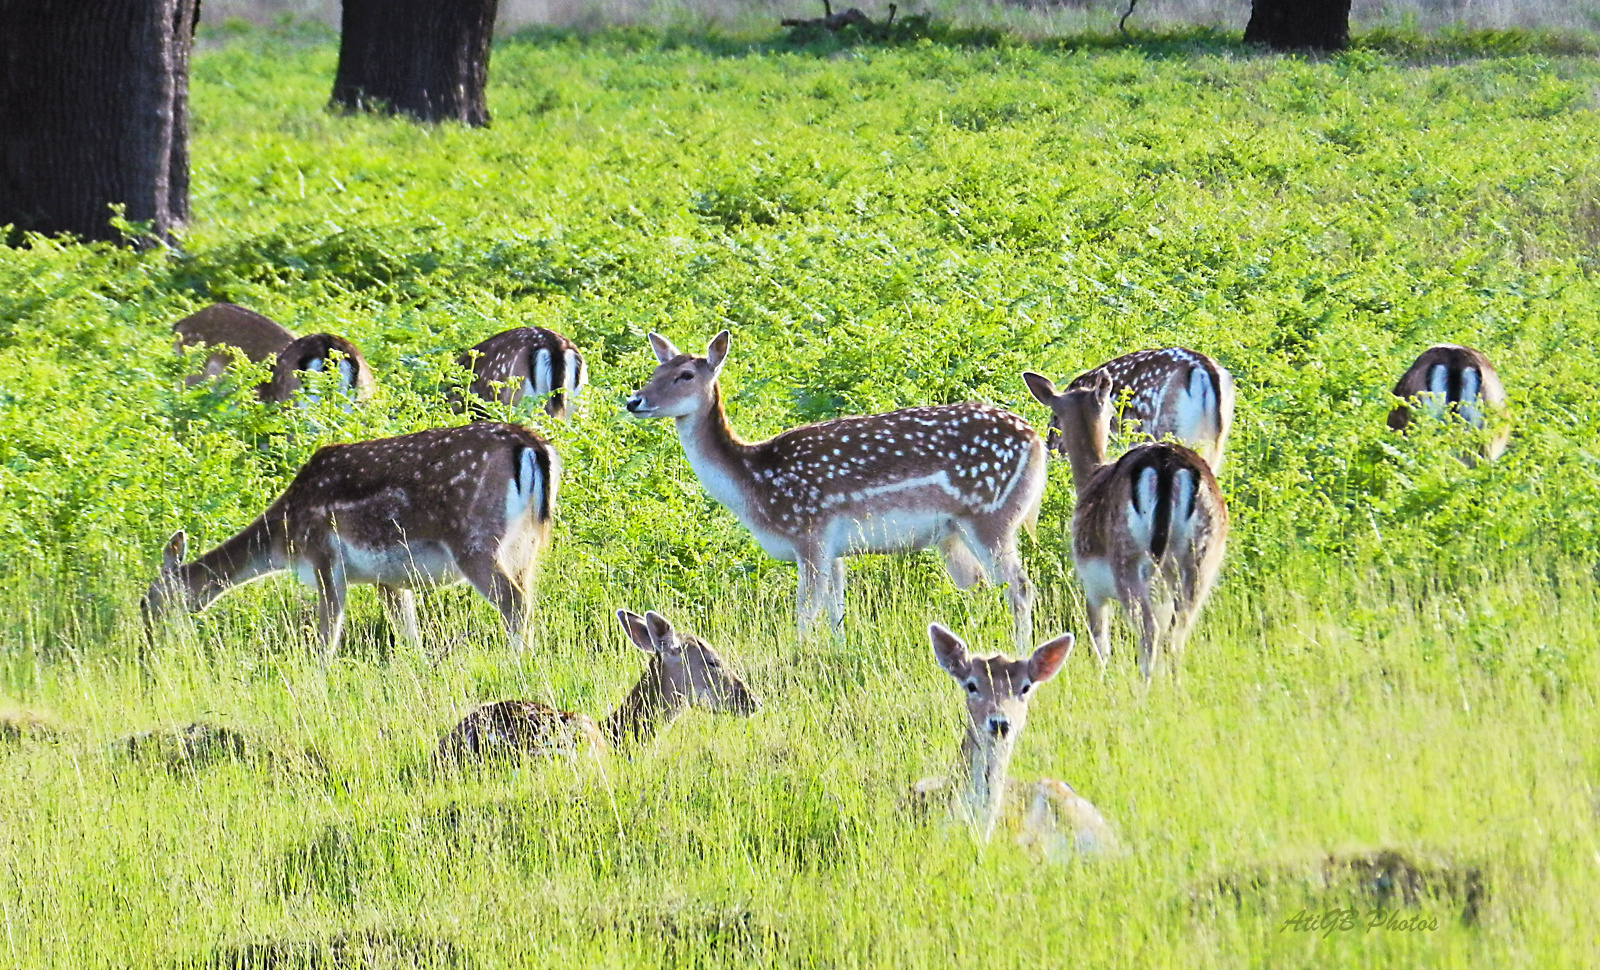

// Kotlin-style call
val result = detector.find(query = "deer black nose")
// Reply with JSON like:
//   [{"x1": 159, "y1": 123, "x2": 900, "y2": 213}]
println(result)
[
  {"x1": 625, "y1": 395, "x2": 645, "y2": 413},
  {"x1": 987, "y1": 716, "x2": 1010, "y2": 738}
]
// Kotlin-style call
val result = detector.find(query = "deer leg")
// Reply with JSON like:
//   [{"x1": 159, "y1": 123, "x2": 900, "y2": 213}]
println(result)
[
  {"x1": 377, "y1": 586, "x2": 421, "y2": 655},
  {"x1": 795, "y1": 550, "x2": 828, "y2": 640},
  {"x1": 827, "y1": 557, "x2": 847, "y2": 634},
  {"x1": 1084, "y1": 592, "x2": 1113, "y2": 670},
  {"x1": 457, "y1": 553, "x2": 530, "y2": 652},
  {"x1": 939, "y1": 535, "x2": 985, "y2": 590},
  {"x1": 958, "y1": 527, "x2": 1034, "y2": 652},
  {"x1": 1124, "y1": 581, "x2": 1159, "y2": 681},
  {"x1": 311, "y1": 561, "x2": 348, "y2": 665}
]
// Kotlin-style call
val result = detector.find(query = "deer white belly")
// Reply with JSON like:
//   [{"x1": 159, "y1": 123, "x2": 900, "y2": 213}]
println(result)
[
  {"x1": 826, "y1": 510, "x2": 950, "y2": 556},
  {"x1": 332, "y1": 538, "x2": 463, "y2": 588}
]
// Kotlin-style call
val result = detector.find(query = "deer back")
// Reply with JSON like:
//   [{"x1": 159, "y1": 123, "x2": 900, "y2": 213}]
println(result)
[
  {"x1": 1073, "y1": 442, "x2": 1226, "y2": 565},
  {"x1": 259, "y1": 333, "x2": 376, "y2": 404},
  {"x1": 1067, "y1": 348, "x2": 1233, "y2": 457},
  {"x1": 434, "y1": 699, "x2": 602, "y2": 765},
  {"x1": 173, "y1": 303, "x2": 297, "y2": 387}
]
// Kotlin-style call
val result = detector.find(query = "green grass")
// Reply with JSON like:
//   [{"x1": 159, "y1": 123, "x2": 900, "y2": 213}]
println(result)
[{"x1": 3, "y1": 22, "x2": 1600, "y2": 967}]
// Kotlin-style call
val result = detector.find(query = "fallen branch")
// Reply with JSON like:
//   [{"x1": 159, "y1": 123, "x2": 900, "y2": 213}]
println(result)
[{"x1": 782, "y1": 0, "x2": 898, "y2": 33}]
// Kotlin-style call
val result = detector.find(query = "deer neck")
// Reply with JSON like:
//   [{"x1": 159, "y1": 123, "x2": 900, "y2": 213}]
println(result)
[
  {"x1": 957, "y1": 727, "x2": 1014, "y2": 842},
  {"x1": 181, "y1": 517, "x2": 284, "y2": 609},
  {"x1": 599, "y1": 661, "x2": 685, "y2": 748},
  {"x1": 1062, "y1": 426, "x2": 1109, "y2": 495},
  {"x1": 673, "y1": 383, "x2": 757, "y2": 522}
]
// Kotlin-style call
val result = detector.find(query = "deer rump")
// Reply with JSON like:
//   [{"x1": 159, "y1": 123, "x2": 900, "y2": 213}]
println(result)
[{"x1": 1075, "y1": 444, "x2": 1216, "y2": 567}]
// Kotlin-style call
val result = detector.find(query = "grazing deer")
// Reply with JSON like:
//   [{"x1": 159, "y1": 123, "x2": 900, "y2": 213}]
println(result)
[
  {"x1": 909, "y1": 624, "x2": 1119, "y2": 857},
  {"x1": 141, "y1": 423, "x2": 559, "y2": 661},
  {"x1": 172, "y1": 303, "x2": 374, "y2": 405},
  {"x1": 1039, "y1": 373, "x2": 1228, "y2": 679},
  {"x1": 173, "y1": 303, "x2": 296, "y2": 385},
  {"x1": 260, "y1": 333, "x2": 376, "y2": 405},
  {"x1": 456, "y1": 327, "x2": 588, "y2": 419},
  {"x1": 435, "y1": 610, "x2": 759, "y2": 765},
  {"x1": 1023, "y1": 348, "x2": 1234, "y2": 472},
  {"x1": 1387, "y1": 344, "x2": 1508, "y2": 463},
  {"x1": 626, "y1": 331, "x2": 1047, "y2": 650}
]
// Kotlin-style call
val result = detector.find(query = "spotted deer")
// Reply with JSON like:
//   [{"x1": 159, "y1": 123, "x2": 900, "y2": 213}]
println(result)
[
  {"x1": 435, "y1": 610, "x2": 759, "y2": 765},
  {"x1": 141, "y1": 423, "x2": 558, "y2": 661},
  {"x1": 172, "y1": 303, "x2": 374, "y2": 405},
  {"x1": 1024, "y1": 348, "x2": 1234, "y2": 472},
  {"x1": 457, "y1": 327, "x2": 588, "y2": 419},
  {"x1": 909, "y1": 624, "x2": 1119, "y2": 857},
  {"x1": 1041, "y1": 373, "x2": 1228, "y2": 679},
  {"x1": 1387, "y1": 344, "x2": 1508, "y2": 463},
  {"x1": 626, "y1": 331, "x2": 1047, "y2": 650}
]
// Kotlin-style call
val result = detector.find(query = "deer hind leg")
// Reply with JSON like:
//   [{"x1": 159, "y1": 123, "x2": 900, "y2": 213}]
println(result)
[
  {"x1": 311, "y1": 561, "x2": 348, "y2": 665},
  {"x1": 1120, "y1": 574, "x2": 1159, "y2": 681},
  {"x1": 377, "y1": 586, "x2": 421, "y2": 655},
  {"x1": 457, "y1": 551, "x2": 531, "y2": 653},
  {"x1": 826, "y1": 557, "x2": 847, "y2": 634}
]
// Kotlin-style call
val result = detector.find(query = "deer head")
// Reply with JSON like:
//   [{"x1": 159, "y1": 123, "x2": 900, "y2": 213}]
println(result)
[
  {"x1": 625, "y1": 331, "x2": 730, "y2": 420},
  {"x1": 1023, "y1": 370, "x2": 1113, "y2": 488},
  {"x1": 616, "y1": 609, "x2": 759, "y2": 715},
  {"x1": 928, "y1": 622, "x2": 1074, "y2": 839}
]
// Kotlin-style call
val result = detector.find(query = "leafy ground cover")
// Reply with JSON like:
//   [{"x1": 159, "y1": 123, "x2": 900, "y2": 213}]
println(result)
[{"x1": 2, "y1": 22, "x2": 1599, "y2": 967}]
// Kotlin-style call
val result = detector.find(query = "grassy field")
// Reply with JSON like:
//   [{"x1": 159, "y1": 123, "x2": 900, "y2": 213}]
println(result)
[{"x1": 3, "y1": 21, "x2": 1600, "y2": 968}]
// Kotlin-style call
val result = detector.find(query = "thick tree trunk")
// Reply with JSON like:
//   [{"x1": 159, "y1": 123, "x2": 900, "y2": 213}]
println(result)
[
  {"x1": 0, "y1": 0, "x2": 199, "y2": 245},
  {"x1": 330, "y1": 0, "x2": 499, "y2": 126},
  {"x1": 1244, "y1": 0, "x2": 1351, "y2": 52}
]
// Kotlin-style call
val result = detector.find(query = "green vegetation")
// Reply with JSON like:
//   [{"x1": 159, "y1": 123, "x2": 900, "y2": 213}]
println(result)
[{"x1": 3, "y1": 22, "x2": 1599, "y2": 967}]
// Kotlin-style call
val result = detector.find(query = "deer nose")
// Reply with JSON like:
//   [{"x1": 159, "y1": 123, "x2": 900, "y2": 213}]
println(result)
[
  {"x1": 625, "y1": 395, "x2": 646, "y2": 413},
  {"x1": 987, "y1": 715, "x2": 1010, "y2": 738}
]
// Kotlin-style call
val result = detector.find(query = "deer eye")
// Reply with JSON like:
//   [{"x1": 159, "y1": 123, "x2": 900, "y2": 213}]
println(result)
[
  {"x1": 963, "y1": 681, "x2": 979, "y2": 695},
  {"x1": 675, "y1": 371, "x2": 695, "y2": 383},
  {"x1": 1019, "y1": 682, "x2": 1033, "y2": 696}
]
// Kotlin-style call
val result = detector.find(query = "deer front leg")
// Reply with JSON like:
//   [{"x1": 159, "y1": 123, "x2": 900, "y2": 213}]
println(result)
[
  {"x1": 311, "y1": 561, "x2": 348, "y2": 665},
  {"x1": 377, "y1": 586, "x2": 421, "y2": 655},
  {"x1": 827, "y1": 556, "x2": 847, "y2": 634},
  {"x1": 795, "y1": 548, "x2": 828, "y2": 640}
]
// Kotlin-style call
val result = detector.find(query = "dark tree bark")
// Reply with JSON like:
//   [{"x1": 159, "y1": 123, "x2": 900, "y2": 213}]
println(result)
[
  {"x1": 0, "y1": 0, "x2": 200, "y2": 245},
  {"x1": 1243, "y1": 0, "x2": 1351, "y2": 52},
  {"x1": 331, "y1": 0, "x2": 499, "y2": 126}
]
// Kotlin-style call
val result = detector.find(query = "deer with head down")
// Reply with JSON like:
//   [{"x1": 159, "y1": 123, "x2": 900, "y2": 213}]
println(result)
[
  {"x1": 172, "y1": 303, "x2": 375, "y2": 405},
  {"x1": 1025, "y1": 371, "x2": 1228, "y2": 680},
  {"x1": 1024, "y1": 347, "x2": 1234, "y2": 473},
  {"x1": 909, "y1": 624, "x2": 1119, "y2": 858},
  {"x1": 1387, "y1": 344, "x2": 1508, "y2": 464},
  {"x1": 435, "y1": 609, "x2": 759, "y2": 765},
  {"x1": 626, "y1": 330, "x2": 1047, "y2": 651},
  {"x1": 142, "y1": 423, "x2": 558, "y2": 662},
  {"x1": 456, "y1": 326, "x2": 588, "y2": 420}
]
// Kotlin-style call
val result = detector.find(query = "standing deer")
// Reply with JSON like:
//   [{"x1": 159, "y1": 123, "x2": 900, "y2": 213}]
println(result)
[
  {"x1": 909, "y1": 624, "x2": 1119, "y2": 857},
  {"x1": 435, "y1": 610, "x2": 759, "y2": 764},
  {"x1": 1023, "y1": 348, "x2": 1234, "y2": 472},
  {"x1": 1387, "y1": 344, "x2": 1508, "y2": 463},
  {"x1": 1034, "y1": 372, "x2": 1228, "y2": 679},
  {"x1": 456, "y1": 327, "x2": 587, "y2": 419},
  {"x1": 626, "y1": 331, "x2": 1047, "y2": 650},
  {"x1": 172, "y1": 303, "x2": 374, "y2": 405},
  {"x1": 141, "y1": 423, "x2": 559, "y2": 661}
]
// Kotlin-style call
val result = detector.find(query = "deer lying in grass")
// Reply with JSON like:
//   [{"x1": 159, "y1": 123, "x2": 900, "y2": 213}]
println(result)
[
  {"x1": 456, "y1": 327, "x2": 588, "y2": 419},
  {"x1": 172, "y1": 303, "x2": 375, "y2": 405},
  {"x1": 909, "y1": 624, "x2": 1119, "y2": 858},
  {"x1": 627, "y1": 331, "x2": 1047, "y2": 650},
  {"x1": 1387, "y1": 344, "x2": 1508, "y2": 464},
  {"x1": 142, "y1": 423, "x2": 558, "y2": 661},
  {"x1": 1023, "y1": 347, "x2": 1234, "y2": 473},
  {"x1": 435, "y1": 610, "x2": 759, "y2": 764},
  {"x1": 1041, "y1": 373, "x2": 1228, "y2": 679}
]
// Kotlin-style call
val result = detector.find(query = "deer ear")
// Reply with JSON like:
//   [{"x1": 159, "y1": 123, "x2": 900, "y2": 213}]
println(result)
[
  {"x1": 162, "y1": 531, "x2": 187, "y2": 572},
  {"x1": 616, "y1": 609, "x2": 654, "y2": 654},
  {"x1": 706, "y1": 330, "x2": 731, "y2": 374},
  {"x1": 643, "y1": 610, "x2": 679, "y2": 653},
  {"x1": 1092, "y1": 371, "x2": 1114, "y2": 407},
  {"x1": 647, "y1": 332, "x2": 681, "y2": 365},
  {"x1": 1028, "y1": 632, "x2": 1075, "y2": 685},
  {"x1": 1022, "y1": 371, "x2": 1058, "y2": 408},
  {"x1": 927, "y1": 623, "x2": 970, "y2": 678}
]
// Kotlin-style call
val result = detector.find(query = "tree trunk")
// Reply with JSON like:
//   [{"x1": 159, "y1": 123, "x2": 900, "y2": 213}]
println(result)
[
  {"x1": 0, "y1": 0, "x2": 200, "y2": 245},
  {"x1": 330, "y1": 0, "x2": 499, "y2": 127},
  {"x1": 1243, "y1": 0, "x2": 1351, "y2": 52}
]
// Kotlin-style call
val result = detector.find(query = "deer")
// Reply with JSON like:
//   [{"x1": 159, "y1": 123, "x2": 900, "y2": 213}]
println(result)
[
  {"x1": 1387, "y1": 344, "x2": 1508, "y2": 464},
  {"x1": 172, "y1": 303, "x2": 374, "y2": 405},
  {"x1": 1023, "y1": 348, "x2": 1234, "y2": 473},
  {"x1": 626, "y1": 331, "x2": 1048, "y2": 651},
  {"x1": 1034, "y1": 372, "x2": 1228, "y2": 679},
  {"x1": 908, "y1": 624, "x2": 1119, "y2": 858},
  {"x1": 455, "y1": 327, "x2": 588, "y2": 420},
  {"x1": 434, "y1": 610, "x2": 759, "y2": 765},
  {"x1": 141, "y1": 423, "x2": 559, "y2": 662}
]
